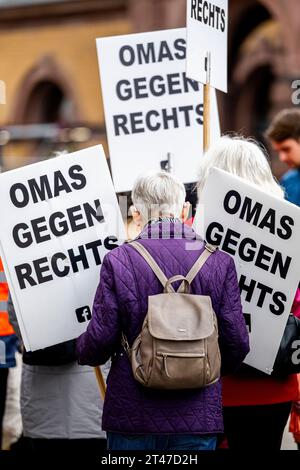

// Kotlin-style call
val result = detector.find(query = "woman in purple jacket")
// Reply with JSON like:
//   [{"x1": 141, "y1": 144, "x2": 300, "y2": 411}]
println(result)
[{"x1": 77, "y1": 171, "x2": 249, "y2": 451}]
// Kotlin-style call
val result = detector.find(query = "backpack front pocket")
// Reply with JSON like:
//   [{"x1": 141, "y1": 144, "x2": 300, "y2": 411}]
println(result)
[{"x1": 152, "y1": 352, "x2": 207, "y2": 389}]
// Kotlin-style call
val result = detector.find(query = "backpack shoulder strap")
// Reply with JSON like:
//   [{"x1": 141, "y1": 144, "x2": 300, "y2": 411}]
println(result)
[
  {"x1": 185, "y1": 244, "x2": 217, "y2": 285},
  {"x1": 129, "y1": 241, "x2": 175, "y2": 292}
]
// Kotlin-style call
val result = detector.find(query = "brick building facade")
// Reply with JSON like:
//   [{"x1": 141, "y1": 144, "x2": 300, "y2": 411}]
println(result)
[
  {"x1": 0, "y1": 0, "x2": 299, "y2": 176},
  {"x1": 0, "y1": 0, "x2": 130, "y2": 169},
  {"x1": 130, "y1": 0, "x2": 300, "y2": 176}
]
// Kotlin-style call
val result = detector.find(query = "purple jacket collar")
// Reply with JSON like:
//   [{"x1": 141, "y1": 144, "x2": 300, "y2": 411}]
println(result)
[{"x1": 136, "y1": 220, "x2": 202, "y2": 242}]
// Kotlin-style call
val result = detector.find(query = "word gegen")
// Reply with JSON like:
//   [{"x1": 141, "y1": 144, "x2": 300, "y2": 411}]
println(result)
[
  {"x1": 113, "y1": 72, "x2": 203, "y2": 136},
  {"x1": 12, "y1": 199, "x2": 104, "y2": 248},
  {"x1": 206, "y1": 223, "x2": 291, "y2": 280}
]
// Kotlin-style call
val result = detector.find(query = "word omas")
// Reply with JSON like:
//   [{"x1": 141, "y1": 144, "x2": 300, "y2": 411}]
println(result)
[
  {"x1": 10, "y1": 165, "x2": 85, "y2": 207},
  {"x1": 119, "y1": 38, "x2": 186, "y2": 66},
  {"x1": 191, "y1": 0, "x2": 226, "y2": 32},
  {"x1": 223, "y1": 191, "x2": 293, "y2": 240},
  {"x1": 206, "y1": 190, "x2": 294, "y2": 316}
]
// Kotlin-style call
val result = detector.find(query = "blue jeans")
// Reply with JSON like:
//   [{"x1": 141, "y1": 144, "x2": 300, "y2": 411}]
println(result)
[{"x1": 107, "y1": 433, "x2": 217, "y2": 451}]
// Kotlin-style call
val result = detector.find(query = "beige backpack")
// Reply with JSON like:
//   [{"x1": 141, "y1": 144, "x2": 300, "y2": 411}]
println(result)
[{"x1": 122, "y1": 241, "x2": 221, "y2": 390}]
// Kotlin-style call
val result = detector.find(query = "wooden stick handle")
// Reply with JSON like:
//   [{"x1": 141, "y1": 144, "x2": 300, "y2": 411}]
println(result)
[
  {"x1": 203, "y1": 82, "x2": 210, "y2": 152},
  {"x1": 94, "y1": 366, "x2": 106, "y2": 401}
]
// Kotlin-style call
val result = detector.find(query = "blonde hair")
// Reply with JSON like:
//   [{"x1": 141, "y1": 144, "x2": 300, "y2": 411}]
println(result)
[{"x1": 197, "y1": 136, "x2": 284, "y2": 199}]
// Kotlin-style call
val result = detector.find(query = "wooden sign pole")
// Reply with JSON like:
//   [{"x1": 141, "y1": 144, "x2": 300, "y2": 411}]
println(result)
[
  {"x1": 203, "y1": 52, "x2": 211, "y2": 152},
  {"x1": 94, "y1": 366, "x2": 106, "y2": 400}
]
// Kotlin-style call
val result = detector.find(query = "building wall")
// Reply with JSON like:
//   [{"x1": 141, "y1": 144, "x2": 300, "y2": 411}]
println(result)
[
  {"x1": 0, "y1": 1, "x2": 131, "y2": 169},
  {"x1": 130, "y1": 0, "x2": 300, "y2": 177},
  {"x1": 0, "y1": 19, "x2": 131, "y2": 126},
  {"x1": 1, "y1": 0, "x2": 300, "y2": 177}
]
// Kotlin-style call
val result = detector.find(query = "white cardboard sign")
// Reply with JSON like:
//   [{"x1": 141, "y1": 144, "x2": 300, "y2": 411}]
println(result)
[
  {"x1": 186, "y1": 0, "x2": 228, "y2": 92},
  {"x1": 194, "y1": 168, "x2": 300, "y2": 373},
  {"x1": 0, "y1": 145, "x2": 125, "y2": 351},
  {"x1": 96, "y1": 27, "x2": 220, "y2": 193}
]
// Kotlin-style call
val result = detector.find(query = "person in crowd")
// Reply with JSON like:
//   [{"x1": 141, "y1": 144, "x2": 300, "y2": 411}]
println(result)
[
  {"x1": 77, "y1": 171, "x2": 249, "y2": 451},
  {"x1": 7, "y1": 294, "x2": 108, "y2": 453},
  {"x1": 266, "y1": 108, "x2": 300, "y2": 206},
  {"x1": 288, "y1": 261, "x2": 300, "y2": 449},
  {"x1": 289, "y1": 376, "x2": 300, "y2": 450},
  {"x1": 197, "y1": 135, "x2": 300, "y2": 450},
  {"x1": 2, "y1": 350, "x2": 22, "y2": 450},
  {"x1": 0, "y1": 258, "x2": 19, "y2": 450},
  {"x1": 266, "y1": 111, "x2": 300, "y2": 449}
]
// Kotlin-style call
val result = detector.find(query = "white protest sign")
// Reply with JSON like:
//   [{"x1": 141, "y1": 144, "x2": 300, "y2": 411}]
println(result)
[
  {"x1": 0, "y1": 145, "x2": 126, "y2": 351},
  {"x1": 194, "y1": 168, "x2": 300, "y2": 373},
  {"x1": 186, "y1": 0, "x2": 228, "y2": 92},
  {"x1": 96, "y1": 28, "x2": 220, "y2": 193}
]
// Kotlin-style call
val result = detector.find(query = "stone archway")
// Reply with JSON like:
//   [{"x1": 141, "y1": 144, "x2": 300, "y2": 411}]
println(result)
[
  {"x1": 10, "y1": 55, "x2": 80, "y2": 125},
  {"x1": 6, "y1": 55, "x2": 81, "y2": 167}
]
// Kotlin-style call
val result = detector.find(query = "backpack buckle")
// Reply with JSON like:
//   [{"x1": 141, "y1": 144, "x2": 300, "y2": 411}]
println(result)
[{"x1": 205, "y1": 244, "x2": 217, "y2": 253}]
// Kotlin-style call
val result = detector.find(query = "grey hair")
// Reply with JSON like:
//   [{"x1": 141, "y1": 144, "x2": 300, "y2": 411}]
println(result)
[
  {"x1": 132, "y1": 171, "x2": 186, "y2": 223},
  {"x1": 197, "y1": 136, "x2": 284, "y2": 199}
]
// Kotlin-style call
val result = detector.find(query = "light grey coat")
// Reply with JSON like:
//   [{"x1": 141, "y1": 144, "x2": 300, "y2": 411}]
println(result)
[{"x1": 8, "y1": 295, "x2": 108, "y2": 439}]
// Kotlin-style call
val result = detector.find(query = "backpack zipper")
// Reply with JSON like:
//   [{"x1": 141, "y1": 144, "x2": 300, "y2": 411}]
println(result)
[{"x1": 158, "y1": 352, "x2": 206, "y2": 378}]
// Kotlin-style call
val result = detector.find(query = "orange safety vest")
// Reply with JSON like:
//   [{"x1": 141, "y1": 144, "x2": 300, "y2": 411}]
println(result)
[{"x1": 0, "y1": 257, "x2": 14, "y2": 336}]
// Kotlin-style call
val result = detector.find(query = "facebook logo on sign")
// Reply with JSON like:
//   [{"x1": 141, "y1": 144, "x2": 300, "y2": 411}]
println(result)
[{"x1": 76, "y1": 306, "x2": 92, "y2": 323}]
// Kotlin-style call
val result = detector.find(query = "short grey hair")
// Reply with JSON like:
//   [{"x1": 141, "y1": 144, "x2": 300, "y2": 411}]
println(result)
[
  {"x1": 132, "y1": 171, "x2": 186, "y2": 223},
  {"x1": 197, "y1": 136, "x2": 284, "y2": 199}
]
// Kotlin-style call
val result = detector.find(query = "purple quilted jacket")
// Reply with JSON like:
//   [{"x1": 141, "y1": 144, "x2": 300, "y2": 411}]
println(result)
[{"x1": 77, "y1": 221, "x2": 249, "y2": 435}]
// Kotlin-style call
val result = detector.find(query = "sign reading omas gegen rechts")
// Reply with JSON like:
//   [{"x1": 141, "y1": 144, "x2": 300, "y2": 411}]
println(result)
[
  {"x1": 0, "y1": 145, "x2": 125, "y2": 351},
  {"x1": 194, "y1": 168, "x2": 300, "y2": 374},
  {"x1": 96, "y1": 28, "x2": 220, "y2": 193},
  {"x1": 186, "y1": 0, "x2": 228, "y2": 92}
]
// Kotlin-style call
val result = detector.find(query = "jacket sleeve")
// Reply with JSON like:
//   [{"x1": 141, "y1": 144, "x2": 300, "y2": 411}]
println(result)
[
  {"x1": 217, "y1": 257, "x2": 250, "y2": 375},
  {"x1": 76, "y1": 253, "x2": 121, "y2": 366}
]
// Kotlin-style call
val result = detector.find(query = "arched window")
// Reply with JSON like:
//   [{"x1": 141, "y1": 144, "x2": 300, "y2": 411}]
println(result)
[
  {"x1": 8, "y1": 57, "x2": 81, "y2": 161},
  {"x1": 11, "y1": 56, "x2": 79, "y2": 125},
  {"x1": 22, "y1": 80, "x2": 74, "y2": 124}
]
